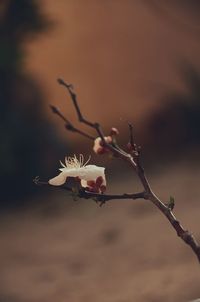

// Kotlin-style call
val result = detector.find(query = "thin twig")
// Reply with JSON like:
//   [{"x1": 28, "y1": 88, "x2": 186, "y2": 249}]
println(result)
[
  {"x1": 50, "y1": 105, "x2": 95, "y2": 140},
  {"x1": 128, "y1": 123, "x2": 135, "y2": 149},
  {"x1": 57, "y1": 79, "x2": 94, "y2": 128},
  {"x1": 34, "y1": 177, "x2": 145, "y2": 203}
]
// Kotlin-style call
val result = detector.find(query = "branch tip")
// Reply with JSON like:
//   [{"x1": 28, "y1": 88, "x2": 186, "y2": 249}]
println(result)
[
  {"x1": 57, "y1": 78, "x2": 73, "y2": 89},
  {"x1": 50, "y1": 104, "x2": 59, "y2": 114}
]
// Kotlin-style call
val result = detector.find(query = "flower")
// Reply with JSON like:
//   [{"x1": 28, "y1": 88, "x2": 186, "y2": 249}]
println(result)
[
  {"x1": 49, "y1": 154, "x2": 106, "y2": 193},
  {"x1": 93, "y1": 127, "x2": 119, "y2": 154},
  {"x1": 93, "y1": 136, "x2": 112, "y2": 154}
]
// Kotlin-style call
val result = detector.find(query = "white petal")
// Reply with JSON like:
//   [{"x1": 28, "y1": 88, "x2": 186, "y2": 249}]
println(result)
[
  {"x1": 81, "y1": 179, "x2": 88, "y2": 188},
  {"x1": 79, "y1": 165, "x2": 106, "y2": 186},
  {"x1": 93, "y1": 137, "x2": 102, "y2": 153},
  {"x1": 48, "y1": 172, "x2": 67, "y2": 186},
  {"x1": 84, "y1": 165, "x2": 106, "y2": 183}
]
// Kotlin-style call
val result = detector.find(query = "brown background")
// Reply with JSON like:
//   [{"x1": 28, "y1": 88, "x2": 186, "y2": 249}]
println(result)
[
  {"x1": 26, "y1": 0, "x2": 200, "y2": 137},
  {"x1": 1, "y1": 1, "x2": 200, "y2": 301}
]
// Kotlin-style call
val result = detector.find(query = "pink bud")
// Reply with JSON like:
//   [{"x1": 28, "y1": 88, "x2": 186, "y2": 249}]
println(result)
[{"x1": 110, "y1": 127, "x2": 119, "y2": 136}]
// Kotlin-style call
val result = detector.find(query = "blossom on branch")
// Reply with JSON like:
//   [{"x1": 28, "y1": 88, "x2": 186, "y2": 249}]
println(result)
[
  {"x1": 49, "y1": 154, "x2": 106, "y2": 193},
  {"x1": 93, "y1": 136, "x2": 112, "y2": 154},
  {"x1": 35, "y1": 79, "x2": 200, "y2": 262},
  {"x1": 93, "y1": 127, "x2": 119, "y2": 154}
]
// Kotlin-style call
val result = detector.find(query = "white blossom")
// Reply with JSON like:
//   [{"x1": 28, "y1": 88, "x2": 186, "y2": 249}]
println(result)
[{"x1": 49, "y1": 154, "x2": 106, "y2": 191}]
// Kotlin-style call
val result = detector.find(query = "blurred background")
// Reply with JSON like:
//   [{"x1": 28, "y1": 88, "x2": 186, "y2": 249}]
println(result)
[{"x1": 0, "y1": 1, "x2": 200, "y2": 301}]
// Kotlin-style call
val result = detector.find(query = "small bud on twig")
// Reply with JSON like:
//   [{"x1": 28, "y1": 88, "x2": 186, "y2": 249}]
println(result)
[{"x1": 165, "y1": 196, "x2": 175, "y2": 210}]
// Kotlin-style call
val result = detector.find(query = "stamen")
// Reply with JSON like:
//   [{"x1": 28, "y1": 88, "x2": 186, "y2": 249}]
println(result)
[
  {"x1": 60, "y1": 160, "x2": 66, "y2": 168},
  {"x1": 60, "y1": 154, "x2": 91, "y2": 169},
  {"x1": 65, "y1": 156, "x2": 69, "y2": 167},
  {"x1": 83, "y1": 155, "x2": 91, "y2": 167},
  {"x1": 79, "y1": 154, "x2": 84, "y2": 166}
]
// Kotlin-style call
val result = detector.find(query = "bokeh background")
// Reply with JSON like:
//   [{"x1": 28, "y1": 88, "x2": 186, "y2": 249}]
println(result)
[{"x1": 0, "y1": 1, "x2": 200, "y2": 301}]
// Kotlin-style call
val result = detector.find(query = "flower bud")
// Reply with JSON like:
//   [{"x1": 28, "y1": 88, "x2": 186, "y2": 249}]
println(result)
[
  {"x1": 93, "y1": 136, "x2": 112, "y2": 154},
  {"x1": 127, "y1": 142, "x2": 133, "y2": 151},
  {"x1": 110, "y1": 127, "x2": 119, "y2": 136}
]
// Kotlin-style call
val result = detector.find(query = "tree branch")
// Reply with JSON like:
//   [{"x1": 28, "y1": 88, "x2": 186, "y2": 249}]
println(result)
[
  {"x1": 128, "y1": 123, "x2": 135, "y2": 149},
  {"x1": 42, "y1": 79, "x2": 200, "y2": 263}
]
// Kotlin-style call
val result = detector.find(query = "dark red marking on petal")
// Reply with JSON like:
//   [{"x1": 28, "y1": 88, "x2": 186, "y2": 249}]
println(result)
[
  {"x1": 96, "y1": 176, "x2": 103, "y2": 187},
  {"x1": 87, "y1": 180, "x2": 96, "y2": 188},
  {"x1": 100, "y1": 185, "x2": 106, "y2": 193}
]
